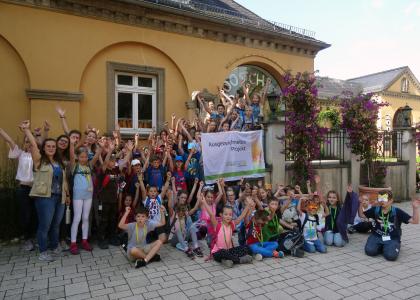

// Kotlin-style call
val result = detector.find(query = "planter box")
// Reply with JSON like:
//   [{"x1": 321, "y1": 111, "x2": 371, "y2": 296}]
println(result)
[{"x1": 359, "y1": 186, "x2": 392, "y2": 204}]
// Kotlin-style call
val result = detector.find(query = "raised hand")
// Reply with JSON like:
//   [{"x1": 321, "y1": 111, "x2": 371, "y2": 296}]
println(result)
[
  {"x1": 43, "y1": 120, "x2": 51, "y2": 131},
  {"x1": 19, "y1": 120, "x2": 30, "y2": 130},
  {"x1": 97, "y1": 138, "x2": 106, "y2": 148},
  {"x1": 314, "y1": 174, "x2": 321, "y2": 184},
  {"x1": 56, "y1": 106, "x2": 65, "y2": 117},
  {"x1": 125, "y1": 206, "x2": 131, "y2": 213},
  {"x1": 411, "y1": 196, "x2": 420, "y2": 209},
  {"x1": 70, "y1": 134, "x2": 79, "y2": 145},
  {"x1": 257, "y1": 180, "x2": 263, "y2": 188},
  {"x1": 126, "y1": 140, "x2": 134, "y2": 151}
]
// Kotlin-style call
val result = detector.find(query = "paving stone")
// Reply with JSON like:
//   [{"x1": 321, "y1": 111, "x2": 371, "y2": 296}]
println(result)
[{"x1": 65, "y1": 282, "x2": 89, "y2": 297}]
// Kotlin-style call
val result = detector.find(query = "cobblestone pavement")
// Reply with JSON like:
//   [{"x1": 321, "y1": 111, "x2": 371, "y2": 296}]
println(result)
[{"x1": 1, "y1": 202, "x2": 420, "y2": 300}]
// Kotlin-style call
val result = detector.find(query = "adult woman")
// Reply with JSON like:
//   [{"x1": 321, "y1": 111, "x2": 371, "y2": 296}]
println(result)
[
  {"x1": 0, "y1": 128, "x2": 36, "y2": 251},
  {"x1": 21, "y1": 120, "x2": 69, "y2": 262}
]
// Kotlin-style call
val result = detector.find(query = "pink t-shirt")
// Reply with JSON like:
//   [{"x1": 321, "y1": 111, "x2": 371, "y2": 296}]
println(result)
[
  {"x1": 200, "y1": 203, "x2": 216, "y2": 223},
  {"x1": 211, "y1": 222, "x2": 234, "y2": 254}
]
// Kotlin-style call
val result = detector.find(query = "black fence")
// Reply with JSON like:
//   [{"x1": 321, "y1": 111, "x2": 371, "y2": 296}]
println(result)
[
  {"x1": 376, "y1": 130, "x2": 403, "y2": 161},
  {"x1": 285, "y1": 130, "x2": 345, "y2": 163}
]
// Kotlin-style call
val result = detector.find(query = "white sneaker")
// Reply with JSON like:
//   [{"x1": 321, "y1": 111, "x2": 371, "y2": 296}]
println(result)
[
  {"x1": 23, "y1": 240, "x2": 34, "y2": 251},
  {"x1": 254, "y1": 254, "x2": 263, "y2": 261},
  {"x1": 39, "y1": 252, "x2": 55, "y2": 262}
]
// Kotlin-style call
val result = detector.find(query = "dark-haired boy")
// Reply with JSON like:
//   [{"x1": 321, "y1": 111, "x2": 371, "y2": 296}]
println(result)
[
  {"x1": 118, "y1": 206, "x2": 165, "y2": 268},
  {"x1": 358, "y1": 190, "x2": 420, "y2": 261}
]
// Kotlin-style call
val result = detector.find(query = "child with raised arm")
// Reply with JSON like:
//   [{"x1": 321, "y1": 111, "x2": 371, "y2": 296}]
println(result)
[
  {"x1": 201, "y1": 194, "x2": 253, "y2": 267},
  {"x1": 68, "y1": 136, "x2": 102, "y2": 255},
  {"x1": 358, "y1": 190, "x2": 420, "y2": 261},
  {"x1": 119, "y1": 206, "x2": 165, "y2": 268},
  {"x1": 297, "y1": 196, "x2": 327, "y2": 253},
  {"x1": 139, "y1": 171, "x2": 171, "y2": 243}
]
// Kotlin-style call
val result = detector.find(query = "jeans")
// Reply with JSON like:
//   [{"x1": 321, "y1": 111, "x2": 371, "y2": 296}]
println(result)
[
  {"x1": 170, "y1": 225, "x2": 199, "y2": 250},
  {"x1": 17, "y1": 185, "x2": 37, "y2": 240},
  {"x1": 364, "y1": 234, "x2": 400, "y2": 261},
  {"x1": 324, "y1": 231, "x2": 345, "y2": 247},
  {"x1": 303, "y1": 239, "x2": 327, "y2": 253},
  {"x1": 34, "y1": 194, "x2": 65, "y2": 252},
  {"x1": 248, "y1": 241, "x2": 278, "y2": 257}
]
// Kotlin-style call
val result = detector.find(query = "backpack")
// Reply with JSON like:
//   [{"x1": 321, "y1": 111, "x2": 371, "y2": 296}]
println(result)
[
  {"x1": 277, "y1": 229, "x2": 305, "y2": 255},
  {"x1": 300, "y1": 213, "x2": 319, "y2": 232}
]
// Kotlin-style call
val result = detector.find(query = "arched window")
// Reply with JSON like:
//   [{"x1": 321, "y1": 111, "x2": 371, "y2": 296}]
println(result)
[{"x1": 401, "y1": 77, "x2": 409, "y2": 93}]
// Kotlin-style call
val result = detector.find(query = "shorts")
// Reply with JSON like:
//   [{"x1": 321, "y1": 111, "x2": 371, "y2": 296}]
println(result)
[
  {"x1": 127, "y1": 244, "x2": 153, "y2": 261},
  {"x1": 146, "y1": 224, "x2": 169, "y2": 243}
]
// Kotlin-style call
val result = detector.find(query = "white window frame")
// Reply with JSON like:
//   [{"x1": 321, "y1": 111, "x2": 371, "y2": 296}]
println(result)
[
  {"x1": 401, "y1": 78, "x2": 409, "y2": 93},
  {"x1": 115, "y1": 72, "x2": 157, "y2": 134}
]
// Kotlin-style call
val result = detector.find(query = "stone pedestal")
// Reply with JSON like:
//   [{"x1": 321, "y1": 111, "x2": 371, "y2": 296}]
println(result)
[
  {"x1": 344, "y1": 136, "x2": 360, "y2": 191},
  {"x1": 401, "y1": 128, "x2": 416, "y2": 199},
  {"x1": 265, "y1": 118, "x2": 286, "y2": 185}
]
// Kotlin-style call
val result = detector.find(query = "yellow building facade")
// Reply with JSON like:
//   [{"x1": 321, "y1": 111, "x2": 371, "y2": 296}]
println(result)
[{"x1": 0, "y1": 0, "x2": 328, "y2": 141}]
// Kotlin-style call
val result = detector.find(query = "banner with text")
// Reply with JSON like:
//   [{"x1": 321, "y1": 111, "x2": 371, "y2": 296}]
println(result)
[{"x1": 202, "y1": 130, "x2": 265, "y2": 183}]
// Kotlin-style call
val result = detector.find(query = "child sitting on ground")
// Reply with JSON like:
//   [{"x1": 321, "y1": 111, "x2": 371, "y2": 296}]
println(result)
[
  {"x1": 323, "y1": 191, "x2": 345, "y2": 247},
  {"x1": 245, "y1": 208, "x2": 283, "y2": 260},
  {"x1": 297, "y1": 196, "x2": 327, "y2": 253},
  {"x1": 358, "y1": 190, "x2": 420, "y2": 261},
  {"x1": 348, "y1": 192, "x2": 372, "y2": 234},
  {"x1": 201, "y1": 196, "x2": 253, "y2": 267},
  {"x1": 118, "y1": 206, "x2": 165, "y2": 268}
]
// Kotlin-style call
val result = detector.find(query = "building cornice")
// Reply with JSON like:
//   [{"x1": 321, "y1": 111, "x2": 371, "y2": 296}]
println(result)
[
  {"x1": 26, "y1": 89, "x2": 83, "y2": 101},
  {"x1": 380, "y1": 91, "x2": 420, "y2": 101},
  {"x1": 3, "y1": 0, "x2": 328, "y2": 57}
]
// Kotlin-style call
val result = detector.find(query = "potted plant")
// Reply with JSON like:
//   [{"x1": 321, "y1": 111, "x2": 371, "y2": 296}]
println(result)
[
  {"x1": 341, "y1": 93, "x2": 389, "y2": 203},
  {"x1": 317, "y1": 107, "x2": 341, "y2": 131}
]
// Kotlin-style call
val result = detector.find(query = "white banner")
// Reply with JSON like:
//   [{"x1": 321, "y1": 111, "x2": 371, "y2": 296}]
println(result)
[{"x1": 201, "y1": 130, "x2": 265, "y2": 183}]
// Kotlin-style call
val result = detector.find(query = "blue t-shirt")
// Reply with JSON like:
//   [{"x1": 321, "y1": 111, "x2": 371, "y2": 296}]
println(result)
[
  {"x1": 72, "y1": 164, "x2": 93, "y2": 200},
  {"x1": 146, "y1": 166, "x2": 165, "y2": 190},
  {"x1": 51, "y1": 163, "x2": 63, "y2": 195},
  {"x1": 251, "y1": 103, "x2": 261, "y2": 120},
  {"x1": 210, "y1": 112, "x2": 224, "y2": 121},
  {"x1": 144, "y1": 195, "x2": 162, "y2": 222},
  {"x1": 183, "y1": 152, "x2": 201, "y2": 180}
]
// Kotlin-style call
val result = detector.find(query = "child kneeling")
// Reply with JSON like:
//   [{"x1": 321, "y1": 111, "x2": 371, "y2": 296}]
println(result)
[
  {"x1": 118, "y1": 206, "x2": 166, "y2": 268},
  {"x1": 201, "y1": 196, "x2": 253, "y2": 267}
]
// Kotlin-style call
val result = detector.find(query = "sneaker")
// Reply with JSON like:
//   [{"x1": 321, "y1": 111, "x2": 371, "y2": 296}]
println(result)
[
  {"x1": 347, "y1": 226, "x2": 356, "y2": 234},
  {"x1": 81, "y1": 240, "x2": 93, "y2": 252},
  {"x1": 185, "y1": 248, "x2": 195, "y2": 259},
  {"x1": 135, "y1": 259, "x2": 147, "y2": 268},
  {"x1": 60, "y1": 240, "x2": 69, "y2": 251},
  {"x1": 239, "y1": 255, "x2": 253, "y2": 264},
  {"x1": 254, "y1": 253, "x2": 263, "y2": 261},
  {"x1": 150, "y1": 254, "x2": 161, "y2": 262},
  {"x1": 221, "y1": 259, "x2": 234, "y2": 268},
  {"x1": 98, "y1": 240, "x2": 109, "y2": 250},
  {"x1": 192, "y1": 247, "x2": 203, "y2": 257},
  {"x1": 69, "y1": 243, "x2": 79, "y2": 255},
  {"x1": 23, "y1": 240, "x2": 34, "y2": 251},
  {"x1": 39, "y1": 252, "x2": 55, "y2": 262},
  {"x1": 274, "y1": 250, "x2": 285, "y2": 258},
  {"x1": 51, "y1": 246, "x2": 62, "y2": 256}
]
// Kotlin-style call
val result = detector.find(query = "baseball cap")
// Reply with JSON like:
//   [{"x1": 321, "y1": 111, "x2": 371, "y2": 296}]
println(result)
[
  {"x1": 131, "y1": 159, "x2": 141, "y2": 166},
  {"x1": 175, "y1": 155, "x2": 183, "y2": 162}
]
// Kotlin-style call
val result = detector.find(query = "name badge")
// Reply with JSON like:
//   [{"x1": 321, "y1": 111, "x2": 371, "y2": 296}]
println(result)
[{"x1": 382, "y1": 235, "x2": 391, "y2": 241}]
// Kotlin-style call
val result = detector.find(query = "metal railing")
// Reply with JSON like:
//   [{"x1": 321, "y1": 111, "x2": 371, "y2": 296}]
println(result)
[
  {"x1": 285, "y1": 130, "x2": 345, "y2": 163},
  {"x1": 376, "y1": 130, "x2": 403, "y2": 161},
  {"x1": 139, "y1": 0, "x2": 316, "y2": 38}
]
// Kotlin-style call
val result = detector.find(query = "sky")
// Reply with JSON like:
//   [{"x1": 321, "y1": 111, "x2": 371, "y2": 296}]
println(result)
[{"x1": 235, "y1": 0, "x2": 420, "y2": 80}]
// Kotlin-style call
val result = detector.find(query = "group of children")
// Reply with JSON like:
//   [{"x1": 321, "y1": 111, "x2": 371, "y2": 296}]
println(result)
[{"x1": 1, "y1": 81, "x2": 419, "y2": 267}]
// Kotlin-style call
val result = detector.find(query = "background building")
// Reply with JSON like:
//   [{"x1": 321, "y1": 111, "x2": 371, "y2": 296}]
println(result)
[{"x1": 0, "y1": 0, "x2": 328, "y2": 141}]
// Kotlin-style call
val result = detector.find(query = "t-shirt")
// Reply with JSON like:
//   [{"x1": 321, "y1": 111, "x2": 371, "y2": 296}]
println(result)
[
  {"x1": 364, "y1": 206, "x2": 411, "y2": 241},
  {"x1": 246, "y1": 222, "x2": 263, "y2": 245},
  {"x1": 144, "y1": 195, "x2": 162, "y2": 223},
  {"x1": 251, "y1": 103, "x2": 261, "y2": 120},
  {"x1": 8, "y1": 145, "x2": 33, "y2": 184},
  {"x1": 183, "y1": 152, "x2": 201, "y2": 180},
  {"x1": 72, "y1": 164, "x2": 93, "y2": 200},
  {"x1": 242, "y1": 115, "x2": 255, "y2": 131},
  {"x1": 51, "y1": 163, "x2": 63, "y2": 195},
  {"x1": 262, "y1": 211, "x2": 283, "y2": 241},
  {"x1": 325, "y1": 205, "x2": 341, "y2": 233},
  {"x1": 353, "y1": 205, "x2": 372, "y2": 224},
  {"x1": 299, "y1": 213, "x2": 321, "y2": 241},
  {"x1": 146, "y1": 166, "x2": 165, "y2": 190},
  {"x1": 210, "y1": 112, "x2": 224, "y2": 121},
  {"x1": 173, "y1": 169, "x2": 188, "y2": 191},
  {"x1": 126, "y1": 220, "x2": 158, "y2": 249},
  {"x1": 211, "y1": 222, "x2": 235, "y2": 254}
]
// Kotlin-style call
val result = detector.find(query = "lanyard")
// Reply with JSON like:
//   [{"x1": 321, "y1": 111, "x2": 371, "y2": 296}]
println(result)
[
  {"x1": 380, "y1": 210, "x2": 390, "y2": 235},
  {"x1": 330, "y1": 206, "x2": 337, "y2": 230},
  {"x1": 222, "y1": 224, "x2": 232, "y2": 248},
  {"x1": 135, "y1": 223, "x2": 147, "y2": 244}
]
